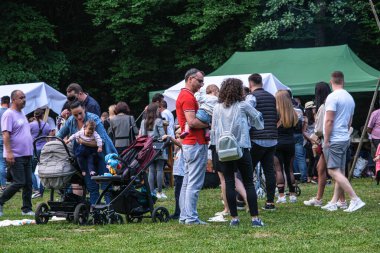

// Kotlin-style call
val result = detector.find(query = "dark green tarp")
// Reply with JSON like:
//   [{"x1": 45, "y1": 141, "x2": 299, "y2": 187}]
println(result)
[{"x1": 209, "y1": 45, "x2": 380, "y2": 96}]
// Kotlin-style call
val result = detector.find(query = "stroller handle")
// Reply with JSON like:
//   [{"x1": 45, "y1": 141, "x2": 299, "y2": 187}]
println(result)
[{"x1": 33, "y1": 136, "x2": 73, "y2": 163}]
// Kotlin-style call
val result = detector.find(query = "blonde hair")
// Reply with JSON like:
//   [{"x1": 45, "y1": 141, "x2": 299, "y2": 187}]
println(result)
[
  {"x1": 108, "y1": 104, "x2": 116, "y2": 119},
  {"x1": 275, "y1": 90, "x2": 298, "y2": 128},
  {"x1": 206, "y1": 84, "x2": 219, "y2": 95}
]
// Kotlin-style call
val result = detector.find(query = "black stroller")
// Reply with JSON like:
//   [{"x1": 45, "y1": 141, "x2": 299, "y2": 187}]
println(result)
[
  {"x1": 90, "y1": 136, "x2": 171, "y2": 224},
  {"x1": 33, "y1": 136, "x2": 90, "y2": 225}
]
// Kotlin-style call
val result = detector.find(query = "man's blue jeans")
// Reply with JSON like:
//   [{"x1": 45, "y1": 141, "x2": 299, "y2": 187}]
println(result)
[
  {"x1": 293, "y1": 133, "x2": 307, "y2": 182},
  {"x1": 0, "y1": 140, "x2": 6, "y2": 187},
  {"x1": 179, "y1": 143, "x2": 208, "y2": 223}
]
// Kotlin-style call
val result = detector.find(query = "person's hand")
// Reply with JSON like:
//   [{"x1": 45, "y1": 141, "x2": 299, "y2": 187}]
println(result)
[
  {"x1": 162, "y1": 135, "x2": 168, "y2": 140},
  {"x1": 78, "y1": 137, "x2": 83, "y2": 145},
  {"x1": 6, "y1": 152, "x2": 15, "y2": 166},
  {"x1": 65, "y1": 139, "x2": 70, "y2": 144},
  {"x1": 97, "y1": 147, "x2": 102, "y2": 153},
  {"x1": 90, "y1": 171, "x2": 96, "y2": 176},
  {"x1": 61, "y1": 109, "x2": 70, "y2": 118},
  {"x1": 82, "y1": 171, "x2": 86, "y2": 176},
  {"x1": 323, "y1": 141, "x2": 330, "y2": 148},
  {"x1": 374, "y1": 156, "x2": 380, "y2": 162}
]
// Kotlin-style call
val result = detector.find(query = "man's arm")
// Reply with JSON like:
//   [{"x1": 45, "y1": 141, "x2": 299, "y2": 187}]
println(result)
[
  {"x1": 324, "y1": 110, "x2": 335, "y2": 145},
  {"x1": 184, "y1": 111, "x2": 208, "y2": 128},
  {"x1": 3, "y1": 131, "x2": 14, "y2": 165}
]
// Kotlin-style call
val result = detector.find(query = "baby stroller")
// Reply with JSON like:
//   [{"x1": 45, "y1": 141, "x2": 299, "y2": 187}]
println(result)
[
  {"x1": 91, "y1": 136, "x2": 171, "y2": 224},
  {"x1": 34, "y1": 136, "x2": 89, "y2": 225}
]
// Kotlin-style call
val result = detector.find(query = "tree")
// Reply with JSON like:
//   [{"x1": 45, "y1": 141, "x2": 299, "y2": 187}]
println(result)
[
  {"x1": 244, "y1": 0, "x2": 368, "y2": 48},
  {"x1": 0, "y1": 1, "x2": 68, "y2": 87}
]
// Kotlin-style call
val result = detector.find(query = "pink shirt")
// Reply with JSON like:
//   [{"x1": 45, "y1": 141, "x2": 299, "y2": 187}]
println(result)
[
  {"x1": 67, "y1": 128, "x2": 103, "y2": 147},
  {"x1": 368, "y1": 109, "x2": 380, "y2": 139},
  {"x1": 376, "y1": 144, "x2": 380, "y2": 172}
]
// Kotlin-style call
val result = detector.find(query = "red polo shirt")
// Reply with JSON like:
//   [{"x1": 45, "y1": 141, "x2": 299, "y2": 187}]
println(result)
[{"x1": 176, "y1": 88, "x2": 207, "y2": 145}]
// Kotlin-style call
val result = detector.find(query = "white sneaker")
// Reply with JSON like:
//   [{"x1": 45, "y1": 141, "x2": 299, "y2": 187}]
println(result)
[
  {"x1": 214, "y1": 210, "x2": 230, "y2": 216},
  {"x1": 321, "y1": 202, "x2": 338, "y2": 211},
  {"x1": 276, "y1": 196, "x2": 287, "y2": 204},
  {"x1": 344, "y1": 198, "x2": 366, "y2": 213},
  {"x1": 160, "y1": 192, "x2": 168, "y2": 199},
  {"x1": 156, "y1": 192, "x2": 162, "y2": 199},
  {"x1": 337, "y1": 200, "x2": 348, "y2": 209},
  {"x1": 22, "y1": 210, "x2": 35, "y2": 216},
  {"x1": 289, "y1": 195, "x2": 297, "y2": 203},
  {"x1": 207, "y1": 215, "x2": 228, "y2": 222},
  {"x1": 304, "y1": 197, "x2": 323, "y2": 207}
]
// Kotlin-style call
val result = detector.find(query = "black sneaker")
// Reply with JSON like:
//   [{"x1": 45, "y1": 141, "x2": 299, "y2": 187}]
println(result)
[{"x1": 262, "y1": 203, "x2": 276, "y2": 211}]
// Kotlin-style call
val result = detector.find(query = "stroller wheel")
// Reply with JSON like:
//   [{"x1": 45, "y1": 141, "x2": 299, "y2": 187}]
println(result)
[
  {"x1": 126, "y1": 214, "x2": 142, "y2": 223},
  {"x1": 109, "y1": 213, "x2": 124, "y2": 224},
  {"x1": 152, "y1": 207, "x2": 170, "y2": 223},
  {"x1": 73, "y1": 203, "x2": 89, "y2": 225},
  {"x1": 295, "y1": 186, "x2": 301, "y2": 196},
  {"x1": 35, "y1": 203, "x2": 50, "y2": 225}
]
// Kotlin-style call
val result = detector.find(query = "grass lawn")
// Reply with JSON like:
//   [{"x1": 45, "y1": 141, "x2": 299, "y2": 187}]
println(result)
[{"x1": 0, "y1": 178, "x2": 379, "y2": 253}]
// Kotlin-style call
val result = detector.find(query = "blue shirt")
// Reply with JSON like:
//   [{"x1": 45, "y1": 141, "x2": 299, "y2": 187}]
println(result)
[
  {"x1": 83, "y1": 95, "x2": 101, "y2": 117},
  {"x1": 0, "y1": 107, "x2": 7, "y2": 141},
  {"x1": 56, "y1": 112, "x2": 117, "y2": 156}
]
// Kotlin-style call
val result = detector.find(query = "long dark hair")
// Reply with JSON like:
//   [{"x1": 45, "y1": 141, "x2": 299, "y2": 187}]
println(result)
[
  {"x1": 34, "y1": 108, "x2": 44, "y2": 129},
  {"x1": 314, "y1": 82, "x2": 331, "y2": 111},
  {"x1": 218, "y1": 78, "x2": 244, "y2": 107},
  {"x1": 145, "y1": 103, "x2": 161, "y2": 131}
]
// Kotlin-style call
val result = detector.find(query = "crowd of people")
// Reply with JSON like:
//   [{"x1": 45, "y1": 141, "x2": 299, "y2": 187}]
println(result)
[{"x1": 0, "y1": 70, "x2": 367, "y2": 227}]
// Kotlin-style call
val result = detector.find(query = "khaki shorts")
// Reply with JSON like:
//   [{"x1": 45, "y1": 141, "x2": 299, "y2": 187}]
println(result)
[{"x1": 323, "y1": 141, "x2": 350, "y2": 171}]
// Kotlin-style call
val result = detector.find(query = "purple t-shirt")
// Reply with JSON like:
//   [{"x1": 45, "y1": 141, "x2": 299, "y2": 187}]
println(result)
[
  {"x1": 1, "y1": 109, "x2": 33, "y2": 157},
  {"x1": 30, "y1": 121, "x2": 52, "y2": 150}
]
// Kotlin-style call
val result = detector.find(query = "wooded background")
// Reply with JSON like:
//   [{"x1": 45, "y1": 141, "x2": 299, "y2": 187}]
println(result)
[{"x1": 1, "y1": 0, "x2": 379, "y2": 114}]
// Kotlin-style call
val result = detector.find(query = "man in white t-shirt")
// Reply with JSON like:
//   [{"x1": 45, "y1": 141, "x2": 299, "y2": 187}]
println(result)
[
  {"x1": 160, "y1": 100, "x2": 175, "y2": 138},
  {"x1": 321, "y1": 71, "x2": 365, "y2": 212}
]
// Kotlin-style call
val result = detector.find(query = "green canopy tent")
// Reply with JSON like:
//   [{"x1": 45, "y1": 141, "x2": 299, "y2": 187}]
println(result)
[{"x1": 209, "y1": 44, "x2": 380, "y2": 95}]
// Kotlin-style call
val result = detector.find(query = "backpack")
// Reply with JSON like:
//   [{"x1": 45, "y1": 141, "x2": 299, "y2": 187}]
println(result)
[{"x1": 217, "y1": 104, "x2": 243, "y2": 162}]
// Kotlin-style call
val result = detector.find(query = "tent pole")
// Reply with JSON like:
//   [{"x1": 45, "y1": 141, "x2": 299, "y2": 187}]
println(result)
[
  {"x1": 349, "y1": 1, "x2": 380, "y2": 180},
  {"x1": 349, "y1": 78, "x2": 380, "y2": 180},
  {"x1": 369, "y1": 0, "x2": 380, "y2": 31}
]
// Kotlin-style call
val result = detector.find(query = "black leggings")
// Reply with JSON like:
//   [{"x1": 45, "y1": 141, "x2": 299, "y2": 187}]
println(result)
[
  {"x1": 275, "y1": 143, "x2": 296, "y2": 194},
  {"x1": 220, "y1": 148, "x2": 258, "y2": 217},
  {"x1": 305, "y1": 142, "x2": 317, "y2": 178}
]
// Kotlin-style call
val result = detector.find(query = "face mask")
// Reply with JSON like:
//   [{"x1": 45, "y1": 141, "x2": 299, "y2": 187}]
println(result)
[{"x1": 67, "y1": 96, "x2": 77, "y2": 101}]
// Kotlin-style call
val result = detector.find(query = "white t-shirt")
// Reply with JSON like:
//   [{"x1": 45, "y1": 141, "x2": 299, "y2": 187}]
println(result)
[
  {"x1": 323, "y1": 89, "x2": 355, "y2": 142},
  {"x1": 161, "y1": 109, "x2": 175, "y2": 137}
]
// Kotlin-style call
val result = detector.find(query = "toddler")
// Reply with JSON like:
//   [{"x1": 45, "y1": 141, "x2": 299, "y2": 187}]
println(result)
[
  {"x1": 373, "y1": 144, "x2": 380, "y2": 182},
  {"x1": 180, "y1": 84, "x2": 219, "y2": 141},
  {"x1": 65, "y1": 120, "x2": 103, "y2": 176}
]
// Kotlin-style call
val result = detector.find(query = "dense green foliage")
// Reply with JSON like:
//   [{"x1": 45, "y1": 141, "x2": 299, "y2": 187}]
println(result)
[
  {"x1": 0, "y1": 0, "x2": 379, "y2": 112},
  {"x1": 0, "y1": 179, "x2": 379, "y2": 252}
]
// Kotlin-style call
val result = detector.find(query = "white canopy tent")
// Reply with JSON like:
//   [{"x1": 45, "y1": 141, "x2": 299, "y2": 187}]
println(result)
[
  {"x1": 163, "y1": 73, "x2": 289, "y2": 111},
  {"x1": 0, "y1": 82, "x2": 66, "y2": 115}
]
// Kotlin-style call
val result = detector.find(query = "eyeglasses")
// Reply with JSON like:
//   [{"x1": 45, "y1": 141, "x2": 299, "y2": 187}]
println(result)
[{"x1": 193, "y1": 77, "x2": 204, "y2": 84}]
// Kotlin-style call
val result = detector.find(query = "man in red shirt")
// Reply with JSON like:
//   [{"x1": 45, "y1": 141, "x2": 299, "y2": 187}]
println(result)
[{"x1": 176, "y1": 68, "x2": 209, "y2": 225}]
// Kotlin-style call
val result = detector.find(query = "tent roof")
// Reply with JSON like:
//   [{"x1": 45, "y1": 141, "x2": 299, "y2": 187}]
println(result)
[
  {"x1": 0, "y1": 82, "x2": 66, "y2": 115},
  {"x1": 163, "y1": 73, "x2": 288, "y2": 111},
  {"x1": 209, "y1": 44, "x2": 380, "y2": 96}
]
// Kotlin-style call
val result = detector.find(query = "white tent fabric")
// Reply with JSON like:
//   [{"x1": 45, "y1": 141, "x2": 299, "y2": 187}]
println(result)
[
  {"x1": 163, "y1": 73, "x2": 289, "y2": 111},
  {"x1": 0, "y1": 82, "x2": 66, "y2": 115}
]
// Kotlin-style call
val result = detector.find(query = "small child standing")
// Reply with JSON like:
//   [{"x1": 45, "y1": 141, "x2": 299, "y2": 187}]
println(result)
[
  {"x1": 373, "y1": 144, "x2": 380, "y2": 183},
  {"x1": 180, "y1": 84, "x2": 219, "y2": 140},
  {"x1": 65, "y1": 120, "x2": 103, "y2": 176}
]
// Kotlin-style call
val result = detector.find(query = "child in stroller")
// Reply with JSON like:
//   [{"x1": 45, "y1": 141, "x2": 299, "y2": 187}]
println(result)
[
  {"x1": 91, "y1": 135, "x2": 171, "y2": 224},
  {"x1": 65, "y1": 120, "x2": 103, "y2": 176}
]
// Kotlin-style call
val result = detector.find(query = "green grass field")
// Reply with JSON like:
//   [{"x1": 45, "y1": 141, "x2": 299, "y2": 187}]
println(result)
[{"x1": 0, "y1": 178, "x2": 379, "y2": 253}]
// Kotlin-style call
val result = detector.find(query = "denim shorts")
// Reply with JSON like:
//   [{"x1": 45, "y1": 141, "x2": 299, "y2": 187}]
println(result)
[{"x1": 196, "y1": 109, "x2": 211, "y2": 124}]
